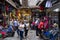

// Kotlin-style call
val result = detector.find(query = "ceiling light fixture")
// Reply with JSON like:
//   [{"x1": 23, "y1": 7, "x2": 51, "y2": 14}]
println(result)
[
  {"x1": 45, "y1": 0, "x2": 52, "y2": 8},
  {"x1": 53, "y1": 8, "x2": 60, "y2": 12}
]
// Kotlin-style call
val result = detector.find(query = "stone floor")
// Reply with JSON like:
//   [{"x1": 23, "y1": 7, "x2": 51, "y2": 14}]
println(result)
[{"x1": 4, "y1": 30, "x2": 43, "y2": 40}]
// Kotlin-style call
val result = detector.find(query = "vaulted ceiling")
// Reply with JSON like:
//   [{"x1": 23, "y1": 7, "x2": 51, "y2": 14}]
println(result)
[{"x1": 0, "y1": 0, "x2": 60, "y2": 9}]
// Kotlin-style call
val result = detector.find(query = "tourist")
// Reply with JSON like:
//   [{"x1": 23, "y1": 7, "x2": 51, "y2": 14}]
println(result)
[
  {"x1": 24, "y1": 21, "x2": 29, "y2": 38},
  {"x1": 18, "y1": 21, "x2": 24, "y2": 40},
  {"x1": 13, "y1": 19, "x2": 19, "y2": 37}
]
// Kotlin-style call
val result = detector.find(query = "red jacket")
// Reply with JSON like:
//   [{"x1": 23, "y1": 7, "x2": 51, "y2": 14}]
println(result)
[{"x1": 38, "y1": 21, "x2": 44, "y2": 30}]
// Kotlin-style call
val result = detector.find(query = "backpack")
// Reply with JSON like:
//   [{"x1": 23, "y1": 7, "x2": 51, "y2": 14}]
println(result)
[
  {"x1": 35, "y1": 20, "x2": 39, "y2": 26},
  {"x1": 24, "y1": 23, "x2": 29, "y2": 30}
]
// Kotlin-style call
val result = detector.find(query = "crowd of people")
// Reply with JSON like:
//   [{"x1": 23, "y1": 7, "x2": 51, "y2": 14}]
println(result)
[
  {"x1": 0, "y1": 16, "x2": 59, "y2": 40},
  {"x1": 9, "y1": 18, "x2": 29, "y2": 40},
  {"x1": 0, "y1": 18, "x2": 29, "y2": 40},
  {"x1": 31, "y1": 16, "x2": 59, "y2": 40}
]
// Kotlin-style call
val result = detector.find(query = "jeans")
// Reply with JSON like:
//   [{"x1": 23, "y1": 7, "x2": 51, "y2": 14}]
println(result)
[
  {"x1": 17, "y1": 29, "x2": 19, "y2": 36},
  {"x1": 20, "y1": 31, "x2": 23, "y2": 40}
]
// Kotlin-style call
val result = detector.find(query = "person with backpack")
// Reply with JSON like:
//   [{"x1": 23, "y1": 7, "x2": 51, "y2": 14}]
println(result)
[
  {"x1": 24, "y1": 21, "x2": 29, "y2": 38},
  {"x1": 38, "y1": 19, "x2": 44, "y2": 38},
  {"x1": 35, "y1": 18, "x2": 40, "y2": 36}
]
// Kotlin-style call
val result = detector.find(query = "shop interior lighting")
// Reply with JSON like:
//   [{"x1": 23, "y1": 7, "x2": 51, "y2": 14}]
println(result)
[
  {"x1": 53, "y1": 8, "x2": 60, "y2": 12},
  {"x1": 45, "y1": 0, "x2": 52, "y2": 8},
  {"x1": 19, "y1": 0, "x2": 22, "y2": 5}
]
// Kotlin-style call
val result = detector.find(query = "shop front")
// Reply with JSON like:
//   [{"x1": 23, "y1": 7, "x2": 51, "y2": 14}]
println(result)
[{"x1": 16, "y1": 9, "x2": 31, "y2": 21}]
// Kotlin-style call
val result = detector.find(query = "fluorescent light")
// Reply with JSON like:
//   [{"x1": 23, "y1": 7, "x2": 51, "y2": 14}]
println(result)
[
  {"x1": 45, "y1": 0, "x2": 52, "y2": 8},
  {"x1": 53, "y1": 8, "x2": 60, "y2": 12},
  {"x1": 19, "y1": 0, "x2": 22, "y2": 5}
]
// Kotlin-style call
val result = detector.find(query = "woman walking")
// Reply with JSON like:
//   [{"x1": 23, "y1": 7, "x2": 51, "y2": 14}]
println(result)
[{"x1": 18, "y1": 21, "x2": 24, "y2": 40}]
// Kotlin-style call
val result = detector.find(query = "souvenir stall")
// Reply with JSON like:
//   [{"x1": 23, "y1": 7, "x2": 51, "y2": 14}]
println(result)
[
  {"x1": 10, "y1": 9, "x2": 16, "y2": 19},
  {"x1": 31, "y1": 5, "x2": 45, "y2": 22},
  {"x1": 0, "y1": 0, "x2": 7, "y2": 27},
  {"x1": 5, "y1": 2, "x2": 14, "y2": 27},
  {"x1": 16, "y1": 9, "x2": 31, "y2": 21},
  {"x1": 42, "y1": 11, "x2": 59, "y2": 40},
  {"x1": 41, "y1": 0, "x2": 59, "y2": 40},
  {"x1": 33, "y1": 0, "x2": 59, "y2": 40}
]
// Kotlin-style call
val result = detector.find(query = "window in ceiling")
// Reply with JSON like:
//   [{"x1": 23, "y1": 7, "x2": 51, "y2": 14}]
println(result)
[
  {"x1": 28, "y1": 0, "x2": 40, "y2": 7},
  {"x1": 45, "y1": 0, "x2": 52, "y2": 8}
]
